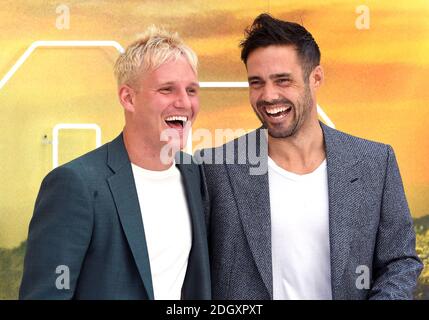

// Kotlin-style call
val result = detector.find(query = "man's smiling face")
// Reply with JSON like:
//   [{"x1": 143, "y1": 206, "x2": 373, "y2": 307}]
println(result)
[
  {"x1": 246, "y1": 45, "x2": 315, "y2": 139},
  {"x1": 131, "y1": 55, "x2": 200, "y2": 150}
]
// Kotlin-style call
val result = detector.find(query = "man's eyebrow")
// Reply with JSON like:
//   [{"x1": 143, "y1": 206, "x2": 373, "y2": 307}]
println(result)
[
  {"x1": 247, "y1": 76, "x2": 262, "y2": 82},
  {"x1": 158, "y1": 81, "x2": 174, "y2": 86},
  {"x1": 247, "y1": 73, "x2": 293, "y2": 82},
  {"x1": 158, "y1": 81, "x2": 200, "y2": 87},
  {"x1": 269, "y1": 73, "x2": 292, "y2": 80}
]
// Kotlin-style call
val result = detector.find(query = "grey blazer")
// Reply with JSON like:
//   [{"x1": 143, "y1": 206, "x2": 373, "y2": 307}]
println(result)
[
  {"x1": 20, "y1": 133, "x2": 211, "y2": 300},
  {"x1": 200, "y1": 122, "x2": 423, "y2": 300}
]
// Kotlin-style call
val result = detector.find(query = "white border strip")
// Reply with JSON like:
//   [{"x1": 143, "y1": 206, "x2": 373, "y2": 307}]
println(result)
[
  {"x1": 52, "y1": 123, "x2": 102, "y2": 168},
  {"x1": 200, "y1": 82, "x2": 249, "y2": 88},
  {"x1": 0, "y1": 40, "x2": 125, "y2": 90},
  {"x1": 317, "y1": 104, "x2": 335, "y2": 128}
]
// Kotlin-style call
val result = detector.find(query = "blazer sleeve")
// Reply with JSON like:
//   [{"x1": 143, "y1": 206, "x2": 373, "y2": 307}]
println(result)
[
  {"x1": 19, "y1": 165, "x2": 94, "y2": 299},
  {"x1": 369, "y1": 145, "x2": 424, "y2": 300}
]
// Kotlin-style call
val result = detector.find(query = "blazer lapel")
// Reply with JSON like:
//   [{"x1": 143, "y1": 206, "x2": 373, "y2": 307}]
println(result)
[
  {"x1": 321, "y1": 122, "x2": 363, "y2": 299},
  {"x1": 176, "y1": 152, "x2": 211, "y2": 299},
  {"x1": 226, "y1": 129, "x2": 273, "y2": 299},
  {"x1": 106, "y1": 134, "x2": 154, "y2": 300}
]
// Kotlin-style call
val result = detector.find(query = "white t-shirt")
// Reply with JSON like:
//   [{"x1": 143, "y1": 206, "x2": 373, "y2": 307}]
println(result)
[
  {"x1": 268, "y1": 157, "x2": 332, "y2": 300},
  {"x1": 131, "y1": 162, "x2": 192, "y2": 300}
]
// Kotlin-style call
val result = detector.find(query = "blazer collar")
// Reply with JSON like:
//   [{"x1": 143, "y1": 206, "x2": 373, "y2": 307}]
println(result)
[
  {"x1": 106, "y1": 133, "x2": 155, "y2": 300},
  {"x1": 320, "y1": 122, "x2": 363, "y2": 299},
  {"x1": 225, "y1": 130, "x2": 273, "y2": 298},
  {"x1": 176, "y1": 153, "x2": 212, "y2": 299},
  {"x1": 107, "y1": 133, "x2": 130, "y2": 173}
]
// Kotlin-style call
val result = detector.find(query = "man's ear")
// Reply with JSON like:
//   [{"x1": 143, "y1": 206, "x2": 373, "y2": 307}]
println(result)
[
  {"x1": 310, "y1": 65, "x2": 324, "y2": 90},
  {"x1": 118, "y1": 84, "x2": 136, "y2": 113}
]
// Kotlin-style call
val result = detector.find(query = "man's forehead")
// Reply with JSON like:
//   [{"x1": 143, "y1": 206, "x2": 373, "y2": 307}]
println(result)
[
  {"x1": 143, "y1": 56, "x2": 196, "y2": 75},
  {"x1": 140, "y1": 67, "x2": 198, "y2": 86},
  {"x1": 156, "y1": 79, "x2": 200, "y2": 87},
  {"x1": 248, "y1": 72, "x2": 293, "y2": 79},
  {"x1": 247, "y1": 66, "x2": 301, "y2": 80},
  {"x1": 247, "y1": 59, "x2": 302, "y2": 79},
  {"x1": 247, "y1": 45, "x2": 298, "y2": 61}
]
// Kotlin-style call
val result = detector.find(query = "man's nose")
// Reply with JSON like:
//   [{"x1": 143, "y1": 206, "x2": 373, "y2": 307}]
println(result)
[
  {"x1": 260, "y1": 82, "x2": 279, "y2": 102},
  {"x1": 174, "y1": 89, "x2": 192, "y2": 109}
]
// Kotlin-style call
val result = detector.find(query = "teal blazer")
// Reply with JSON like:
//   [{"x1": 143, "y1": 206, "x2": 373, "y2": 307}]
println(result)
[{"x1": 19, "y1": 133, "x2": 211, "y2": 299}]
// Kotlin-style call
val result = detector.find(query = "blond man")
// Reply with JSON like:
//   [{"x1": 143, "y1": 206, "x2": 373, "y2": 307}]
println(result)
[{"x1": 20, "y1": 26, "x2": 211, "y2": 300}]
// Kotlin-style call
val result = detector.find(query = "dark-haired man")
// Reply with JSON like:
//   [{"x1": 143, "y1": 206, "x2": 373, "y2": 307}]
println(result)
[{"x1": 200, "y1": 14, "x2": 422, "y2": 300}]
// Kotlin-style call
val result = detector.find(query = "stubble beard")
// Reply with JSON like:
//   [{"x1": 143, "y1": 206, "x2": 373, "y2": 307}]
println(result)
[{"x1": 255, "y1": 84, "x2": 314, "y2": 139}]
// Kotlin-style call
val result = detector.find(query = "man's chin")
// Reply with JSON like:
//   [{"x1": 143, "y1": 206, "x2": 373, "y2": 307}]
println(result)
[
  {"x1": 159, "y1": 138, "x2": 184, "y2": 165},
  {"x1": 265, "y1": 123, "x2": 295, "y2": 139},
  {"x1": 172, "y1": 137, "x2": 188, "y2": 151}
]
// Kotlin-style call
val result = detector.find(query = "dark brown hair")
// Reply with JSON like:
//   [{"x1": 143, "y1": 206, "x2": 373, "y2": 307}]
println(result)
[{"x1": 240, "y1": 13, "x2": 321, "y2": 79}]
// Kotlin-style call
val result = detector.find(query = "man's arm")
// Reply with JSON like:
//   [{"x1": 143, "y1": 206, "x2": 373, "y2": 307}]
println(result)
[
  {"x1": 19, "y1": 165, "x2": 94, "y2": 299},
  {"x1": 369, "y1": 145, "x2": 423, "y2": 300}
]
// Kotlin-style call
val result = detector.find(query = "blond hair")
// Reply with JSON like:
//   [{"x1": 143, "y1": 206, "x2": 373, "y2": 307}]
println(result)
[{"x1": 114, "y1": 25, "x2": 198, "y2": 87}]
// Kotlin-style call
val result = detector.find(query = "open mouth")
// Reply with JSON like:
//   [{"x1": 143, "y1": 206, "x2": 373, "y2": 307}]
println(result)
[
  {"x1": 164, "y1": 115, "x2": 188, "y2": 129},
  {"x1": 264, "y1": 105, "x2": 292, "y2": 119}
]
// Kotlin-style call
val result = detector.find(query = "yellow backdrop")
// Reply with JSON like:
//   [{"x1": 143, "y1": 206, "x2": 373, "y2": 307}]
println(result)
[{"x1": 0, "y1": 0, "x2": 428, "y2": 299}]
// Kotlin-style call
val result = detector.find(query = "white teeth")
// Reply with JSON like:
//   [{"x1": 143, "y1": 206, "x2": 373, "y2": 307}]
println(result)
[
  {"x1": 165, "y1": 115, "x2": 188, "y2": 122},
  {"x1": 265, "y1": 106, "x2": 289, "y2": 115}
]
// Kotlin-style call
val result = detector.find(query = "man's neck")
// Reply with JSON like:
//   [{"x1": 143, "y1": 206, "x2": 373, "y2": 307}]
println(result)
[
  {"x1": 268, "y1": 120, "x2": 326, "y2": 175},
  {"x1": 123, "y1": 127, "x2": 174, "y2": 171}
]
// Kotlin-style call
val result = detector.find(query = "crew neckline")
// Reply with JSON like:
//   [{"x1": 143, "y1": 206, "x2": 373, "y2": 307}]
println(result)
[
  {"x1": 131, "y1": 162, "x2": 179, "y2": 179},
  {"x1": 268, "y1": 157, "x2": 327, "y2": 181}
]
